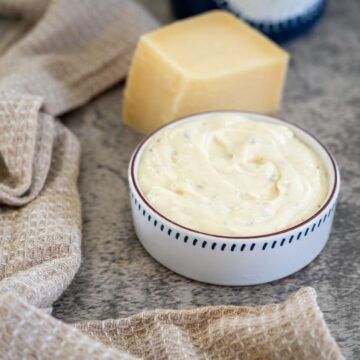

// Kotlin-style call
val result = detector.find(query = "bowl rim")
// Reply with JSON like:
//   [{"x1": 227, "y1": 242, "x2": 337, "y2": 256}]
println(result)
[{"x1": 129, "y1": 111, "x2": 339, "y2": 240}]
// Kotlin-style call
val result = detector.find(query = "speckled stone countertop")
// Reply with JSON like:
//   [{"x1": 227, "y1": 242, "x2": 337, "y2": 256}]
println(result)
[{"x1": 48, "y1": 0, "x2": 359, "y2": 358}]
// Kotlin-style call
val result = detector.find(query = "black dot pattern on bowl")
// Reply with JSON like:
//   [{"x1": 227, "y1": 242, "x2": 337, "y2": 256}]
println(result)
[{"x1": 131, "y1": 191, "x2": 336, "y2": 253}]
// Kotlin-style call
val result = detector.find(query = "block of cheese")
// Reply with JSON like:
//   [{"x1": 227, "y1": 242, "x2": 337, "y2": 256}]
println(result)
[{"x1": 123, "y1": 11, "x2": 289, "y2": 134}]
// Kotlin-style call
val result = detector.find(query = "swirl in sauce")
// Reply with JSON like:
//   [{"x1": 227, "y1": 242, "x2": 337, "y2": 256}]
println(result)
[{"x1": 138, "y1": 114, "x2": 328, "y2": 236}]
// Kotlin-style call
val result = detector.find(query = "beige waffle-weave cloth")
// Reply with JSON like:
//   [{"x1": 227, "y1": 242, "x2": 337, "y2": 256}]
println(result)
[{"x1": 0, "y1": 1, "x2": 343, "y2": 359}]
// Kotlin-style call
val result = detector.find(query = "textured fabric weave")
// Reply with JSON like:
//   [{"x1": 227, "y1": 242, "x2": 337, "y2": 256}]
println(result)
[{"x1": 0, "y1": 1, "x2": 343, "y2": 359}]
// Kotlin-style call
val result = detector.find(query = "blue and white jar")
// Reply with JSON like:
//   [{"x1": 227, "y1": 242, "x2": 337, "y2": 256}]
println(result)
[{"x1": 170, "y1": 0, "x2": 326, "y2": 43}]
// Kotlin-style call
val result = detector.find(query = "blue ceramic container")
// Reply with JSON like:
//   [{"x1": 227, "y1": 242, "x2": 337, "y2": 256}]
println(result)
[{"x1": 170, "y1": 0, "x2": 326, "y2": 43}]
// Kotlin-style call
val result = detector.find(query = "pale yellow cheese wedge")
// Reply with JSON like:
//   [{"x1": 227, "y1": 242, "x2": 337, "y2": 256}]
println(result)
[{"x1": 123, "y1": 11, "x2": 289, "y2": 134}]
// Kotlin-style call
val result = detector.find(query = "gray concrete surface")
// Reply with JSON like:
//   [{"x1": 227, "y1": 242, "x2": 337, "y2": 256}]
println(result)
[{"x1": 44, "y1": 0, "x2": 357, "y2": 358}]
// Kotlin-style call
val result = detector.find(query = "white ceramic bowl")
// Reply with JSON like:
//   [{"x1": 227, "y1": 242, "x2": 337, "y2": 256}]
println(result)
[{"x1": 128, "y1": 112, "x2": 340, "y2": 286}]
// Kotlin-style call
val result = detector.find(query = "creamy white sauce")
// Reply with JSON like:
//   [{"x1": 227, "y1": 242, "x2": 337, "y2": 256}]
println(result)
[{"x1": 138, "y1": 114, "x2": 328, "y2": 236}]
